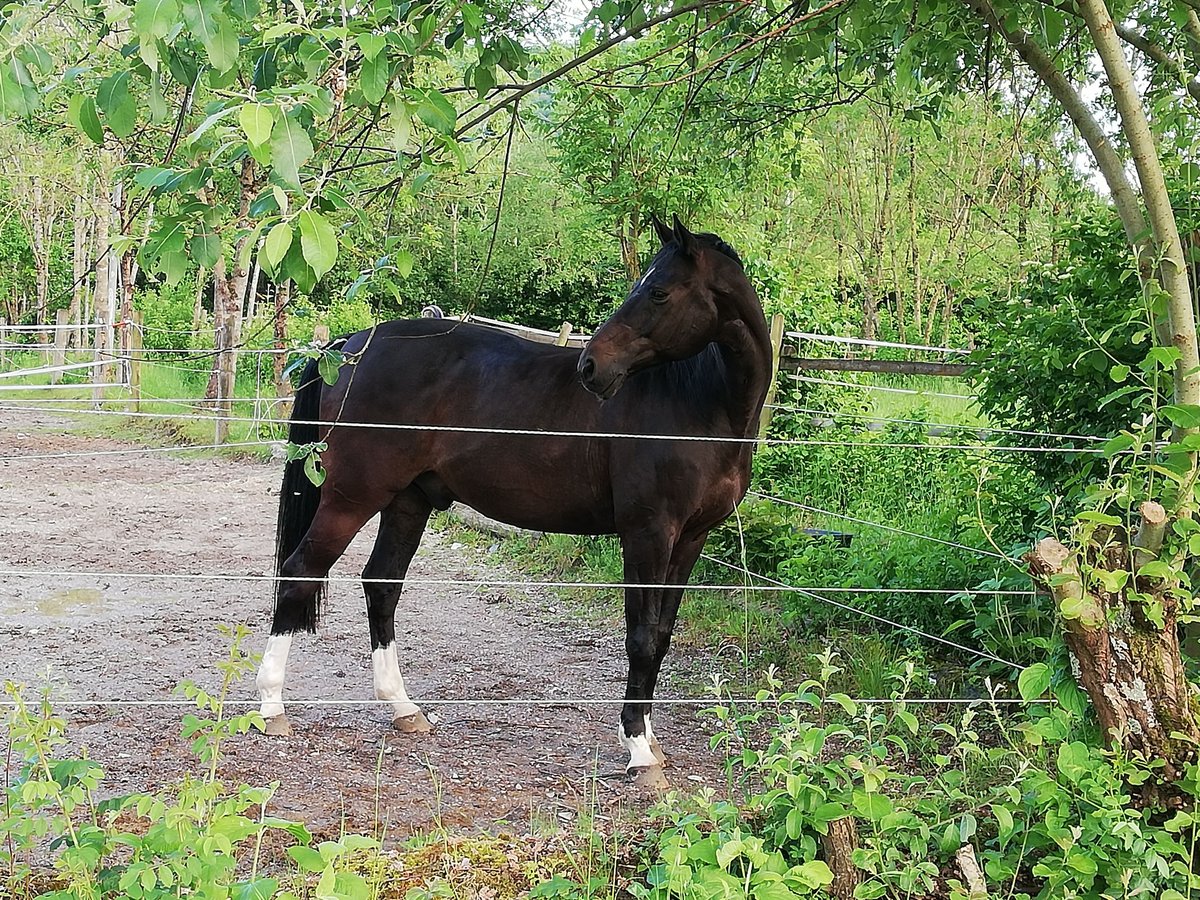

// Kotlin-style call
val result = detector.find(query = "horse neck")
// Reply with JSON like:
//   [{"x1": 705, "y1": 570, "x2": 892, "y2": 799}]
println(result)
[{"x1": 715, "y1": 287, "x2": 772, "y2": 439}]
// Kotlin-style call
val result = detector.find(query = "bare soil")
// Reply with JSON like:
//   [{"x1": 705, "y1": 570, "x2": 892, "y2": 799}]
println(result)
[{"x1": 0, "y1": 408, "x2": 728, "y2": 844}]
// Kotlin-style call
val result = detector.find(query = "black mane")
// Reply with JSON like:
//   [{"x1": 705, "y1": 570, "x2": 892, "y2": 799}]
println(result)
[{"x1": 697, "y1": 233, "x2": 743, "y2": 268}]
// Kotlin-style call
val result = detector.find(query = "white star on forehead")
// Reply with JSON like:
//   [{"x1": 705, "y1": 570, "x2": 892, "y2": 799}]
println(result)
[{"x1": 636, "y1": 264, "x2": 658, "y2": 289}]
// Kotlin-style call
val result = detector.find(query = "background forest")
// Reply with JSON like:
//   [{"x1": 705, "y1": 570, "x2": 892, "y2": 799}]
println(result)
[{"x1": 4, "y1": 0, "x2": 1200, "y2": 895}]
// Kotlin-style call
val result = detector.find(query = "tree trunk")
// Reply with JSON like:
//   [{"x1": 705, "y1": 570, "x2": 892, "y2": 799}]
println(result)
[
  {"x1": 1078, "y1": 0, "x2": 1200, "y2": 432},
  {"x1": 274, "y1": 279, "x2": 291, "y2": 400},
  {"x1": 821, "y1": 817, "x2": 860, "y2": 899},
  {"x1": 1026, "y1": 512, "x2": 1200, "y2": 798},
  {"x1": 205, "y1": 158, "x2": 259, "y2": 439}
]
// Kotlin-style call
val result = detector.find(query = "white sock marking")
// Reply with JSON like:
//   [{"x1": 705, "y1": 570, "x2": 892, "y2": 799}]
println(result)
[
  {"x1": 373, "y1": 644, "x2": 421, "y2": 719},
  {"x1": 256, "y1": 634, "x2": 292, "y2": 719},
  {"x1": 619, "y1": 713, "x2": 659, "y2": 770}
]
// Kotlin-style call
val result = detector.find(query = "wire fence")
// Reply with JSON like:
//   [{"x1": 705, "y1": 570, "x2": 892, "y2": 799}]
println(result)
[{"x1": 0, "y1": 316, "x2": 1055, "y2": 715}]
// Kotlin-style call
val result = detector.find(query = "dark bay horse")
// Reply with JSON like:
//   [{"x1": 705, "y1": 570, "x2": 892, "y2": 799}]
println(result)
[{"x1": 256, "y1": 217, "x2": 772, "y2": 787}]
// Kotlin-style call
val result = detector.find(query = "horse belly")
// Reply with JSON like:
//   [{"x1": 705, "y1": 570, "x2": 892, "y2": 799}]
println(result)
[{"x1": 437, "y1": 440, "x2": 614, "y2": 536}]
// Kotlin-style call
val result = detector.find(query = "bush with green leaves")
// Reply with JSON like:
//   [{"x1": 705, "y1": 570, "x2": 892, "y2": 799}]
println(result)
[
  {"x1": 630, "y1": 655, "x2": 1199, "y2": 900},
  {"x1": 969, "y1": 208, "x2": 1181, "y2": 488},
  {"x1": 0, "y1": 625, "x2": 392, "y2": 900}
]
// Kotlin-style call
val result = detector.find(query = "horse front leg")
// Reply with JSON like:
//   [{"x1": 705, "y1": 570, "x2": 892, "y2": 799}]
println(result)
[{"x1": 618, "y1": 529, "x2": 707, "y2": 790}]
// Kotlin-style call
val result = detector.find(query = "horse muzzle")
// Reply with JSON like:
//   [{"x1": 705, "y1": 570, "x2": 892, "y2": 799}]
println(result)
[{"x1": 577, "y1": 353, "x2": 627, "y2": 400}]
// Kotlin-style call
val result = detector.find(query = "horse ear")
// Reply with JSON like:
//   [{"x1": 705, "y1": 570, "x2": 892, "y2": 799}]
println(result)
[
  {"x1": 650, "y1": 213, "x2": 673, "y2": 247},
  {"x1": 672, "y1": 215, "x2": 699, "y2": 255}
]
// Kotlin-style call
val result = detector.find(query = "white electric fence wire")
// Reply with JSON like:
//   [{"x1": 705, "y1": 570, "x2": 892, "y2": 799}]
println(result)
[
  {"x1": 766, "y1": 404, "x2": 1107, "y2": 444},
  {"x1": 0, "y1": 403, "x2": 1112, "y2": 454},
  {"x1": 0, "y1": 360, "x2": 108, "y2": 380},
  {"x1": 0, "y1": 696, "x2": 1036, "y2": 708},
  {"x1": 791, "y1": 373, "x2": 975, "y2": 400},
  {"x1": 0, "y1": 323, "x2": 102, "y2": 332},
  {"x1": 786, "y1": 331, "x2": 971, "y2": 355},
  {"x1": 0, "y1": 383, "x2": 125, "y2": 392},
  {"x1": 0, "y1": 441, "x2": 278, "y2": 461},
  {"x1": 0, "y1": 567, "x2": 995, "y2": 593},
  {"x1": 745, "y1": 490, "x2": 1009, "y2": 560},
  {"x1": 700, "y1": 554, "x2": 1020, "y2": 669},
  {"x1": 0, "y1": 565, "x2": 1031, "y2": 595}
]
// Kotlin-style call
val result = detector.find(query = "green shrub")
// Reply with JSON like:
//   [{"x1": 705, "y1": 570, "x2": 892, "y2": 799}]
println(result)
[{"x1": 632, "y1": 657, "x2": 1200, "y2": 900}]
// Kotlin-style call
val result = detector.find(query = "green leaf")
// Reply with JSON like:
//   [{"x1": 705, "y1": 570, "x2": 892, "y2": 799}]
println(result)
[
  {"x1": 357, "y1": 32, "x2": 387, "y2": 60},
  {"x1": 271, "y1": 116, "x2": 314, "y2": 189},
  {"x1": 1057, "y1": 741, "x2": 1091, "y2": 783},
  {"x1": 134, "y1": 0, "x2": 180, "y2": 40},
  {"x1": 288, "y1": 844, "x2": 327, "y2": 872},
  {"x1": 1017, "y1": 663, "x2": 1051, "y2": 701},
  {"x1": 68, "y1": 93, "x2": 105, "y2": 144},
  {"x1": 828, "y1": 693, "x2": 857, "y2": 716},
  {"x1": 360, "y1": 53, "x2": 390, "y2": 105},
  {"x1": 1108, "y1": 363, "x2": 1130, "y2": 383},
  {"x1": 97, "y1": 71, "x2": 136, "y2": 138},
  {"x1": 389, "y1": 96, "x2": 412, "y2": 152},
  {"x1": 298, "y1": 210, "x2": 338, "y2": 279},
  {"x1": 1065, "y1": 852, "x2": 1097, "y2": 875},
  {"x1": 394, "y1": 249, "x2": 414, "y2": 278},
  {"x1": 239, "y1": 102, "x2": 275, "y2": 147},
  {"x1": 264, "y1": 222, "x2": 293, "y2": 268},
  {"x1": 1163, "y1": 404, "x2": 1200, "y2": 429},
  {"x1": 851, "y1": 790, "x2": 892, "y2": 820},
  {"x1": 1136, "y1": 560, "x2": 1173, "y2": 579},
  {"x1": 183, "y1": 0, "x2": 239, "y2": 72},
  {"x1": 233, "y1": 878, "x2": 278, "y2": 900},
  {"x1": 793, "y1": 860, "x2": 834, "y2": 888},
  {"x1": 993, "y1": 804, "x2": 1014, "y2": 848},
  {"x1": 191, "y1": 230, "x2": 220, "y2": 268},
  {"x1": 414, "y1": 88, "x2": 456, "y2": 134},
  {"x1": 1143, "y1": 346, "x2": 1182, "y2": 371}
]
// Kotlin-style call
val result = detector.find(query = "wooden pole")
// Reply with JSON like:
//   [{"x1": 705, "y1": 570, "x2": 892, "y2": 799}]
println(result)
[
  {"x1": 51, "y1": 309, "x2": 69, "y2": 384},
  {"x1": 555, "y1": 322, "x2": 574, "y2": 347},
  {"x1": 757, "y1": 313, "x2": 786, "y2": 443},
  {"x1": 0, "y1": 318, "x2": 7, "y2": 369},
  {"x1": 129, "y1": 311, "x2": 143, "y2": 412},
  {"x1": 313, "y1": 324, "x2": 330, "y2": 345}
]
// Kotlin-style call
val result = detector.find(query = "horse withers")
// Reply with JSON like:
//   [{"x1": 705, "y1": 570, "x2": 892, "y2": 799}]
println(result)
[{"x1": 256, "y1": 216, "x2": 773, "y2": 788}]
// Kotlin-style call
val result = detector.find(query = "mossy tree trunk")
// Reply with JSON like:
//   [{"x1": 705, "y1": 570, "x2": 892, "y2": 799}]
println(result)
[{"x1": 1026, "y1": 504, "x2": 1200, "y2": 796}]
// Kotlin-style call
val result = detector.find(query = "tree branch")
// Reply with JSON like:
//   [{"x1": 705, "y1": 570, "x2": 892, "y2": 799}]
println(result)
[
  {"x1": 958, "y1": 0, "x2": 1149, "y2": 259},
  {"x1": 1111, "y1": 21, "x2": 1200, "y2": 103},
  {"x1": 454, "y1": 0, "x2": 729, "y2": 137}
]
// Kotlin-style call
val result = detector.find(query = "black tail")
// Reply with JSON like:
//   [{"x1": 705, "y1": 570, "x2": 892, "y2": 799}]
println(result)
[{"x1": 274, "y1": 357, "x2": 325, "y2": 631}]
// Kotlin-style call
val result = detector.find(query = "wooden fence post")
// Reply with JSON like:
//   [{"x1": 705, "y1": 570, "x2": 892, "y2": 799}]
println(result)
[
  {"x1": 757, "y1": 313, "x2": 786, "y2": 444},
  {"x1": 555, "y1": 322, "x2": 574, "y2": 347},
  {"x1": 0, "y1": 318, "x2": 7, "y2": 369},
  {"x1": 129, "y1": 311, "x2": 143, "y2": 411},
  {"x1": 313, "y1": 324, "x2": 330, "y2": 345},
  {"x1": 51, "y1": 309, "x2": 69, "y2": 384}
]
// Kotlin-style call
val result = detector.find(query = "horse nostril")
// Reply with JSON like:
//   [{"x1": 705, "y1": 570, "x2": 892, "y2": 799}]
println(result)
[{"x1": 579, "y1": 356, "x2": 596, "y2": 383}]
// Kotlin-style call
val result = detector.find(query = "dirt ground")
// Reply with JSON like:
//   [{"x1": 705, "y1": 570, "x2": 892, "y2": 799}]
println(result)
[{"x1": 0, "y1": 408, "x2": 729, "y2": 843}]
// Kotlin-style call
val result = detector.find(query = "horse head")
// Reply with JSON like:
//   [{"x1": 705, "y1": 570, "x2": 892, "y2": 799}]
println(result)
[{"x1": 577, "y1": 215, "x2": 755, "y2": 400}]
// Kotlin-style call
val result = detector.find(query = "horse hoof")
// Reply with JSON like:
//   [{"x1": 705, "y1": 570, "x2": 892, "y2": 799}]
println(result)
[
  {"x1": 650, "y1": 739, "x2": 667, "y2": 767},
  {"x1": 263, "y1": 714, "x2": 292, "y2": 736},
  {"x1": 393, "y1": 711, "x2": 433, "y2": 733},
  {"x1": 629, "y1": 764, "x2": 669, "y2": 792}
]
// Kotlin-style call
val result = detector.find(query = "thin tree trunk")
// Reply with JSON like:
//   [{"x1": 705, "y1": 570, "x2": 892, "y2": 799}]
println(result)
[
  {"x1": 274, "y1": 278, "x2": 291, "y2": 401},
  {"x1": 1078, "y1": 0, "x2": 1200, "y2": 426}
]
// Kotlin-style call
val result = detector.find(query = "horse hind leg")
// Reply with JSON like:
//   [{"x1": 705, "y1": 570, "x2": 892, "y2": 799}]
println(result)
[
  {"x1": 257, "y1": 495, "x2": 380, "y2": 735},
  {"x1": 364, "y1": 489, "x2": 433, "y2": 732}
]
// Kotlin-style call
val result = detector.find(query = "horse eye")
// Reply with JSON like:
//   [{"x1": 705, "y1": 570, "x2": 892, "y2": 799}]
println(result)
[{"x1": 650, "y1": 288, "x2": 669, "y2": 304}]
